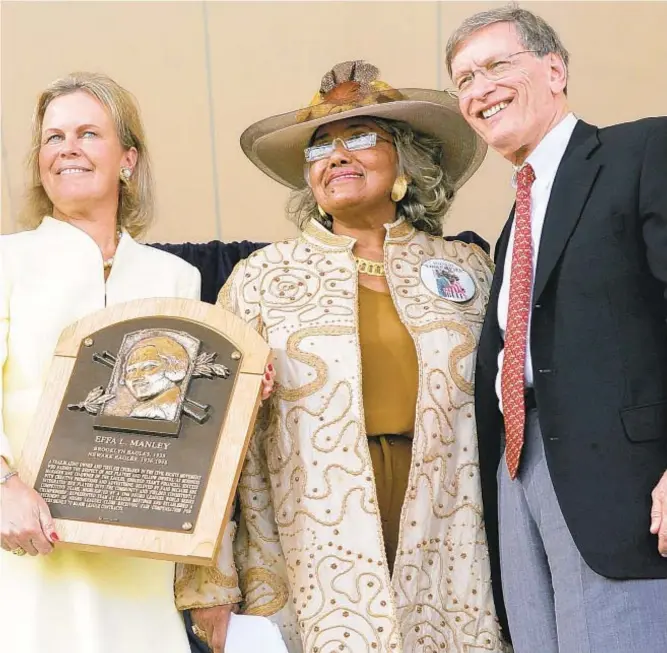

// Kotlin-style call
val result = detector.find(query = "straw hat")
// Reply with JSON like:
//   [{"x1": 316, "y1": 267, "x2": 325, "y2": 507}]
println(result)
[{"x1": 240, "y1": 60, "x2": 486, "y2": 190}]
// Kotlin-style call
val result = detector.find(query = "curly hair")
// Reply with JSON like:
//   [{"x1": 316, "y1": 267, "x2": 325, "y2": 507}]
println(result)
[
  {"x1": 20, "y1": 71, "x2": 154, "y2": 238},
  {"x1": 286, "y1": 117, "x2": 456, "y2": 236}
]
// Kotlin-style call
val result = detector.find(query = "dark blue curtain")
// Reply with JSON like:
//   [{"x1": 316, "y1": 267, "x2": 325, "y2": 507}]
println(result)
[{"x1": 151, "y1": 240, "x2": 268, "y2": 304}]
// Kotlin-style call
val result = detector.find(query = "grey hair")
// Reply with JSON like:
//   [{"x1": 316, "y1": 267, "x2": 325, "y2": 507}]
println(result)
[
  {"x1": 286, "y1": 117, "x2": 455, "y2": 237},
  {"x1": 445, "y1": 3, "x2": 569, "y2": 87}
]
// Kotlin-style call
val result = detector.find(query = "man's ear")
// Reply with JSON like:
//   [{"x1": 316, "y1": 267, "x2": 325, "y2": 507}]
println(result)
[{"x1": 548, "y1": 52, "x2": 568, "y2": 95}]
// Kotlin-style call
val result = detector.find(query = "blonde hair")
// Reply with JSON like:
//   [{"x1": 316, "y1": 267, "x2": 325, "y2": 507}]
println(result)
[{"x1": 21, "y1": 71, "x2": 154, "y2": 237}]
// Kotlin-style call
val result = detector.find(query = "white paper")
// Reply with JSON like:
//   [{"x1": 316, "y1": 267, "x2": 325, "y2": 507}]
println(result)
[{"x1": 225, "y1": 613, "x2": 289, "y2": 653}]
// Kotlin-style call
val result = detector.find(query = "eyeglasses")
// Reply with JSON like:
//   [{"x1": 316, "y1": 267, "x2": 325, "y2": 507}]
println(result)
[
  {"x1": 304, "y1": 132, "x2": 391, "y2": 163},
  {"x1": 452, "y1": 50, "x2": 538, "y2": 97}
]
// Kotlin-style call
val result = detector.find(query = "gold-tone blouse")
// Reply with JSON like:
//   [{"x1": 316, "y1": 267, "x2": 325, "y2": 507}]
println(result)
[
  {"x1": 358, "y1": 284, "x2": 419, "y2": 570},
  {"x1": 358, "y1": 284, "x2": 418, "y2": 436}
]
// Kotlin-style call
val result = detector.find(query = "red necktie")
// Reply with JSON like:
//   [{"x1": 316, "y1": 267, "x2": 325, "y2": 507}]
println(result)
[{"x1": 502, "y1": 163, "x2": 536, "y2": 479}]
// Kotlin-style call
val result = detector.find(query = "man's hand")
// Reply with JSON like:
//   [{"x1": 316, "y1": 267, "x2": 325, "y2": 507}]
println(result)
[
  {"x1": 650, "y1": 470, "x2": 667, "y2": 556},
  {"x1": 191, "y1": 605, "x2": 236, "y2": 653}
]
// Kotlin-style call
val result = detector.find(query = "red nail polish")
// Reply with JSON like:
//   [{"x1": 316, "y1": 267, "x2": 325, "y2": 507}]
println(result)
[
  {"x1": 50, "y1": 532, "x2": 59, "y2": 542},
  {"x1": 268, "y1": 364, "x2": 274, "y2": 372},
  {"x1": 265, "y1": 373, "x2": 271, "y2": 380}
]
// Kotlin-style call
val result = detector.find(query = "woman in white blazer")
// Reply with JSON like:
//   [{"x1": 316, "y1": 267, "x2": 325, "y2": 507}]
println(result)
[{"x1": 0, "y1": 72, "x2": 202, "y2": 653}]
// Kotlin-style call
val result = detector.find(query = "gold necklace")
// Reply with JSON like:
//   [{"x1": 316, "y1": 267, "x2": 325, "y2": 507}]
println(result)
[{"x1": 355, "y1": 255, "x2": 385, "y2": 277}]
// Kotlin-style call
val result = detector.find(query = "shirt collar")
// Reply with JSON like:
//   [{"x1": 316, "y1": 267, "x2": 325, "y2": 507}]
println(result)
[
  {"x1": 37, "y1": 215, "x2": 133, "y2": 263},
  {"x1": 302, "y1": 216, "x2": 414, "y2": 250},
  {"x1": 511, "y1": 112, "x2": 578, "y2": 187}
]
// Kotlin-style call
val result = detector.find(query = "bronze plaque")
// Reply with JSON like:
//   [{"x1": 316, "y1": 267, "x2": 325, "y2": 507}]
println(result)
[{"x1": 34, "y1": 317, "x2": 240, "y2": 533}]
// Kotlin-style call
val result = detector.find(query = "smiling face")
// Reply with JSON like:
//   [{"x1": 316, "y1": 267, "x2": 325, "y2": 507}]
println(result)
[
  {"x1": 306, "y1": 117, "x2": 399, "y2": 218},
  {"x1": 450, "y1": 22, "x2": 568, "y2": 163},
  {"x1": 38, "y1": 90, "x2": 137, "y2": 219}
]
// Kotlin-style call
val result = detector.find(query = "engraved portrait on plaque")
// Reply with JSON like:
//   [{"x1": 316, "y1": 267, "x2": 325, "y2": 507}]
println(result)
[
  {"x1": 67, "y1": 328, "x2": 230, "y2": 436},
  {"x1": 18, "y1": 299, "x2": 270, "y2": 565}
]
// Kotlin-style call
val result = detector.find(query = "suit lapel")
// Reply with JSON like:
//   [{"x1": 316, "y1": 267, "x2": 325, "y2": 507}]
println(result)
[
  {"x1": 478, "y1": 214, "x2": 513, "y2": 370},
  {"x1": 488, "y1": 212, "x2": 513, "y2": 316},
  {"x1": 494, "y1": 211, "x2": 514, "y2": 278},
  {"x1": 532, "y1": 121, "x2": 602, "y2": 303}
]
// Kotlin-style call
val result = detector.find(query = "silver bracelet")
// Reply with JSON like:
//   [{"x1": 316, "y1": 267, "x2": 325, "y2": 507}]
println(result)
[{"x1": 0, "y1": 470, "x2": 18, "y2": 485}]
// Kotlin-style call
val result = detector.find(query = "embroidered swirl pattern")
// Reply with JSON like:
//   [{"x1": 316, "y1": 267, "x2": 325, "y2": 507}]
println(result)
[{"x1": 176, "y1": 225, "x2": 507, "y2": 653}]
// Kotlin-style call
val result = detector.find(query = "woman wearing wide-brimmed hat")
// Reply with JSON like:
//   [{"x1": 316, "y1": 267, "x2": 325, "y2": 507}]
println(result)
[{"x1": 176, "y1": 60, "x2": 509, "y2": 653}]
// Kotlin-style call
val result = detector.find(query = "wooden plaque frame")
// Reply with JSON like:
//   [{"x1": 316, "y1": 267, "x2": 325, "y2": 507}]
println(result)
[{"x1": 18, "y1": 298, "x2": 270, "y2": 565}]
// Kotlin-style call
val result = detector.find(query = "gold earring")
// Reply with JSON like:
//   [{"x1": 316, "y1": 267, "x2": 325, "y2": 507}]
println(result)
[
  {"x1": 120, "y1": 167, "x2": 132, "y2": 182},
  {"x1": 317, "y1": 205, "x2": 328, "y2": 218},
  {"x1": 391, "y1": 176, "x2": 408, "y2": 202}
]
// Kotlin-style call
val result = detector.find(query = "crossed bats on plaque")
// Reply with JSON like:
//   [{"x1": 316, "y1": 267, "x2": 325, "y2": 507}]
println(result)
[{"x1": 67, "y1": 328, "x2": 231, "y2": 436}]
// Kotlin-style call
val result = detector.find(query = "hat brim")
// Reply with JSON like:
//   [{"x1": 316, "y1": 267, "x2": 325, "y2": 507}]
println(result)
[{"x1": 240, "y1": 88, "x2": 486, "y2": 191}]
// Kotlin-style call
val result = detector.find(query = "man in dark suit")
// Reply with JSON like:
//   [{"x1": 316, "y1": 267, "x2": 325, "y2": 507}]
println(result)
[{"x1": 446, "y1": 6, "x2": 667, "y2": 653}]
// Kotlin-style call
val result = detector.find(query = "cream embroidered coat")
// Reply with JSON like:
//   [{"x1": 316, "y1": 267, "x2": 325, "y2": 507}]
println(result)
[
  {"x1": 176, "y1": 219, "x2": 508, "y2": 653},
  {"x1": 0, "y1": 217, "x2": 200, "y2": 653}
]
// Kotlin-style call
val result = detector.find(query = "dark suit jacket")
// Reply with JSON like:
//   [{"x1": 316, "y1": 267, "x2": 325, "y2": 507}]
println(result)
[{"x1": 475, "y1": 117, "x2": 667, "y2": 628}]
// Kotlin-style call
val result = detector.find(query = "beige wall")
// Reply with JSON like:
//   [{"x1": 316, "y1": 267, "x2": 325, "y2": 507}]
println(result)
[{"x1": 2, "y1": 1, "x2": 666, "y2": 247}]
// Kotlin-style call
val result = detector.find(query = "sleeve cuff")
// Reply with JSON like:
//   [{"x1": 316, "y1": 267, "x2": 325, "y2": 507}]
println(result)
[{"x1": 174, "y1": 519, "x2": 241, "y2": 609}]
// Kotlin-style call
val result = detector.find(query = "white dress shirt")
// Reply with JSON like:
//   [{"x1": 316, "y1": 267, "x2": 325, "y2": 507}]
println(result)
[{"x1": 496, "y1": 113, "x2": 578, "y2": 411}]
